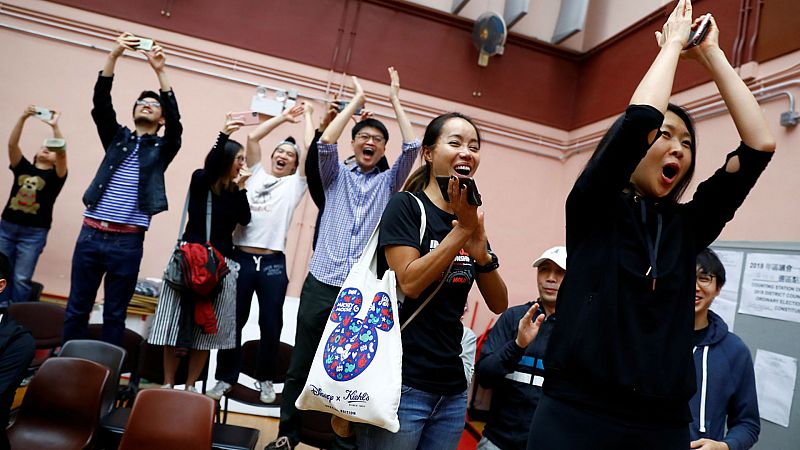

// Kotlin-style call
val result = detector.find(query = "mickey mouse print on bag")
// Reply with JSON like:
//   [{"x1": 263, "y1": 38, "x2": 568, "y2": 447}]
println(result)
[
  {"x1": 324, "y1": 288, "x2": 394, "y2": 381},
  {"x1": 296, "y1": 193, "x2": 427, "y2": 432}
]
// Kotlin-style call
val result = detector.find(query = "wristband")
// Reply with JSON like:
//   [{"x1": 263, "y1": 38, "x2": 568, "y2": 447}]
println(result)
[{"x1": 475, "y1": 251, "x2": 499, "y2": 273}]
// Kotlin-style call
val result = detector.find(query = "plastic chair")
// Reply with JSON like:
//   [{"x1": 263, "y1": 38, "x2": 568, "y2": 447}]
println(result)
[
  {"x1": 118, "y1": 388, "x2": 215, "y2": 450},
  {"x1": 7, "y1": 301, "x2": 65, "y2": 370},
  {"x1": 59, "y1": 339, "x2": 126, "y2": 417},
  {"x1": 85, "y1": 324, "x2": 144, "y2": 406},
  {"x1": 220, "y1": 341, "x2": 292, "y2": 423},
  {"x1": 7, "y1": 357, "x2": 110, "y2": 450}
]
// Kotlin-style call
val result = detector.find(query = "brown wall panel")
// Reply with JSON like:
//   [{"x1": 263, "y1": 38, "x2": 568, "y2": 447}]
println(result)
[
  {"x1": 47, "y1": 0, "x2": 580, "y2": 129},
  {"x1": 572, "y1": 0, "x2": 748, "y2": 128},
  {"x1": 47, "y1": 0, "x2": 799, "y2": 130},
  {"x1": 755, "y1": 0, "x2": 800, "y2": 62}
]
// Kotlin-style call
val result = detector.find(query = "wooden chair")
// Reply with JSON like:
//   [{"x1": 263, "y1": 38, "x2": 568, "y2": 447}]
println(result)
[
  {"x1": 118, "y1": 388, "x2": 215, "y2": 450},
  {"x1": 7, "y1": 357, "x2": 110, "y2": 450}
]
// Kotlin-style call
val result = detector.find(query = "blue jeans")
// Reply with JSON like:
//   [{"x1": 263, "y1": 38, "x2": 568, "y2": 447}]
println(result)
[
  {"x1": 0, "y1": 220, "x2": 49, "y2": 305},
  {"x1": 62, "y1": 225, "x2": 144, "y2": 346},
  {"x1": 355, "y1": 384, "x2": 468, "y2": 450},
  {"x1": 215, "y1": 250, "x2": 289, "y2": 383}
]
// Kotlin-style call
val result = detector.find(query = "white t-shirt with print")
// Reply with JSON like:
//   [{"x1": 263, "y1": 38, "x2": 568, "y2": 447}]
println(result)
[{"x1": 232, "y1": 162, "x2": 307, "y2": 252}]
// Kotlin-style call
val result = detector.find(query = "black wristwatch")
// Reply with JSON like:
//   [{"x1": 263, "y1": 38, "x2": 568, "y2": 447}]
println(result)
[{"x1": 475, "y1": 251, "x2": 499, "y2": 273}]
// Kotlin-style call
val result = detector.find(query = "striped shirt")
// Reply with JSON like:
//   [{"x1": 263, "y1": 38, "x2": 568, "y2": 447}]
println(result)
[
  {"x1": 308, "y1": 139, "x2": 420, "y2": 287},
  {"x1": 84, "y1": 137, "x2": 151, "y2": 228}
]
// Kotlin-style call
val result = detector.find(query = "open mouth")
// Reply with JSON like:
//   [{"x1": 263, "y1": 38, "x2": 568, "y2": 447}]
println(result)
[
  {"x1": 661, "y1": 162, "x2": 680, "y2": 183},
  {"x1": 362, "y1": 147, "x2": 375, "y2": 157},
  {"x1": 276, "y1": 160, "x2": 286, "y2": 169},
  {"x1": 454, "y1": 165, "x2": 471, "y2": 176}
]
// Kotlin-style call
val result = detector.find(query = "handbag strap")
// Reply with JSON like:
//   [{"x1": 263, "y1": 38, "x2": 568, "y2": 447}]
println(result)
[
  {"x1": 400, "y1": 193, "x2": 454, "y2": 331},
  {"x1": 205, "y1": 191, "x2": 212, "y2": 243},
  {"x1": 175, "y1": 189, "x2": 213, "y2": 243}
]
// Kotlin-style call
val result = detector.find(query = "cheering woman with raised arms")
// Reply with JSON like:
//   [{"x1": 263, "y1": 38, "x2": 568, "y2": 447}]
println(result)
[{"x1": 528, "y1": 1, "x2": 775, "y2": 448}]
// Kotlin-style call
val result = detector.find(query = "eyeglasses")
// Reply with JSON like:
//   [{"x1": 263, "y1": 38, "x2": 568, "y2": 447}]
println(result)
[
  {"x1": 355, "y1": 133, "x2": 385, "y2": 144},
  {"x1": 696, "y1": 273, "x2": 716, "y2": 286},
  {"x1": 135, "y1": 99, "x2": 161, "y2": 109}
]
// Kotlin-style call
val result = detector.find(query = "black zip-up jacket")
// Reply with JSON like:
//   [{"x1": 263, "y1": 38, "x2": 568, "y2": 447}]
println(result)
[
  {"x1": 83, "y1": 72, "x2": 182, "y2": 215},
  {"x1": 476, "y1": 300, "x2": 554, "y2": 450},
  {"x1": 544, "y1": 105, "x2": 772, "y2": 425}
]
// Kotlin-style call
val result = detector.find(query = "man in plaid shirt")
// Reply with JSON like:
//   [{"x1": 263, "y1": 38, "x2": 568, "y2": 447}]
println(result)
[{"x1": 266, "y1": 68, "x2": 419, "y2": 450}]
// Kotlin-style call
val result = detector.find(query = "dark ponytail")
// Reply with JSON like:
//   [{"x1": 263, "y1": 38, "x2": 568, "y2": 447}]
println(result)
[
  {"x1": 402, "y1": 112, "x2": 481, "y2": 192},
  {"x1": 402, "y1": 164, "x2": 431, "y2": 192}
]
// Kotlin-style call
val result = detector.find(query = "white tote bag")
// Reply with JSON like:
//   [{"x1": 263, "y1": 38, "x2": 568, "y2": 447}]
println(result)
[{"x1": 296, "y1": 193, "x2": 426, "y2": 432}]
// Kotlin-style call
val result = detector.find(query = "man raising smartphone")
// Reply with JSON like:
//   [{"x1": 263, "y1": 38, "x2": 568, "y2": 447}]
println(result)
[{"x1": 62, "y1": 32, "x2": 183, "y2": 346}]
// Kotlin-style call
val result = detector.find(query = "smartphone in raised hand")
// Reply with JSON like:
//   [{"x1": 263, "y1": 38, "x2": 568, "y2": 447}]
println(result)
[
  {"x1": 337, "y1": 101, "x2": 364, "y2": 116},
  {"x1": 227, "y1": 111, "x2": 261, "y2": 126},
  {"x1": 34, "y1": 106, "x2": 53, "y2": 122},
  {"x1": 44, "y1": 138, "x2": 66, "y2": 150},
  {"x1": 686, "y1": 13, "x2": 712, "y2": 49},
  {"x1": 136, "y1": 37, "x2": 154, "y2": 51}
]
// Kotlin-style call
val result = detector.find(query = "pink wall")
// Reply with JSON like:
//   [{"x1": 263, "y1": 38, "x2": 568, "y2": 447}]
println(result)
[{"x1": 1, "y1": 0, "x2": 798, "y2": 334}]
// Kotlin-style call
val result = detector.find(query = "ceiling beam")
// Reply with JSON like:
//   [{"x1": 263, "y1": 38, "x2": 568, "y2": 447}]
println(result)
[
  {"x1": 451, "y1": 0, "x2": 470, "y2": 14},
  {"x1": 504, "y1": 0, "x2": 529, "y2": 29}
]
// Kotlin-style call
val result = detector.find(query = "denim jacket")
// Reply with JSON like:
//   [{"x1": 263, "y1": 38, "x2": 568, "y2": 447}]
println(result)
[{"x1": 83, "y1": 73, "x2": 183, "y2": 215}]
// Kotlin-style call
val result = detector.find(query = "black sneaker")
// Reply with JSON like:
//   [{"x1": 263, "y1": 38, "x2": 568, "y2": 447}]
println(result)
[{"x1": 264, "y1": 436, "x2": 293, "y2": 450}]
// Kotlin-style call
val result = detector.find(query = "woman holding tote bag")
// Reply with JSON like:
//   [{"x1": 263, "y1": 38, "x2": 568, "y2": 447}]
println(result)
[{"x1": 354, "y1": 112, "x2": 509, "y2": 449}]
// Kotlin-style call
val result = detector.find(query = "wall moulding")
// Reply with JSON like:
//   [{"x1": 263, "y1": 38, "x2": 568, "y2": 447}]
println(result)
[{"x1": 2, "y1": 2, "x2": 797, "y2": 162}]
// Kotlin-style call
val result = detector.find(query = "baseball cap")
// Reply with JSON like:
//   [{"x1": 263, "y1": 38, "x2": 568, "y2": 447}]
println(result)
[{"x1": 532, "y1": 246, "x2": 567, "y2": 271}]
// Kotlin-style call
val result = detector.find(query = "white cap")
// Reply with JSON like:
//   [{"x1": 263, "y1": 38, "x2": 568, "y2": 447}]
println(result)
[{"x1": 532, "y1": 246, "x2": 567, "y2": 271}]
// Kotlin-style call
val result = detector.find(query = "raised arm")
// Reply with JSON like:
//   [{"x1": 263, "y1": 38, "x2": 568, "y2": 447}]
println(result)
[
  {"x1": 101, "y1": 32, "x2": 137, "y2": 77},
  {"x1": 320, "y1": 77, "x2": 365, "y2": 144},
  {"x1": 245, "y1": 104, "x2": 304, "y2": 168},
  {"x1": 93, "y1": 33, "x2": 136, "y2": 149},
  {"x1": 388, "y1": 67, "x2": 415, "y2": 142},
  {"x1": 298, "y1": 103, "x2": 315, "y2": 178},
  {"x1": 686, "y1": 16, "x2": 775, "y2": 153},
  {"x1": 142, "y1": 43, "x2": 171, "y2": 92},
  {"x1": 205, "y1": 117, "x2": 243, "y2": 177},
  {"x1": 630, "y1": 0, "x2": 693, "y2": 110},
  {"x1": 44, "y1": 112, "x2": 68, "y2": 178},
  {"x1": 7, "y1": 106, "x2": 35, "y2": 168}
]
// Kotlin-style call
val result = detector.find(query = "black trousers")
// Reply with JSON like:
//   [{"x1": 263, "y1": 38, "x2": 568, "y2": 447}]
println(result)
[
  {"x1": 279, "y1": 273, "x2": 356, "y2": 449},
  {"x1": 0, "y1": 330, "x2": 35, "y2": 450},
  {"x1": 527, "y1": 394, "x2": 689, "y2": 450}
]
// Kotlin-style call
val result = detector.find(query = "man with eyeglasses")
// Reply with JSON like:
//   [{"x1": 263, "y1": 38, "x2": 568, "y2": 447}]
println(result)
[
  {"x1": 62, "y1": 32, "x2": 182, "y2": 346},
  {"x1": 690, "y1": 248, "x2": 759, "y2": 450},
  {"x1": 266, "y1": 68, "x2": 419, "y2": 450}
]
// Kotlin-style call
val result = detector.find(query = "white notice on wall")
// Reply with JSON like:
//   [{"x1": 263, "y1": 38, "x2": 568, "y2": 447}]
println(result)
[
  {"x1": 711, "y1": 250, "x2": 744, "y2": 331},
  {"x1": 754, "y1": 349, "x2": 797, "y2": 428},
  {"x1": 739, "y1": 253, "x2": 800, "y2": 324}
]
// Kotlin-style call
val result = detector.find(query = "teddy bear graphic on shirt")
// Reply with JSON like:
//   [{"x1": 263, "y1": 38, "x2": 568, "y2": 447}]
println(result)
[
  {"x1": 323, "y1": 288, "x2": 394, "y2": 381},
  {"x1": 9, "y1": 174, "x2": 46, "y2": 214}
]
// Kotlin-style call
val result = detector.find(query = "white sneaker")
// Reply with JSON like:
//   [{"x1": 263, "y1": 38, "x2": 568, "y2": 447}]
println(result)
[
  {"x1": 185, "y1": 385, "x2": 198, "y2": 393},
  {"x1": 257, "y1": 380, "x2": 276, "y2": 403},
  {"x1": 161, "y1": 383, "x2": 173, "y2": 389},
  {"x1": 206, "y1": 380, "x2": 232, "y2": 400}
]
